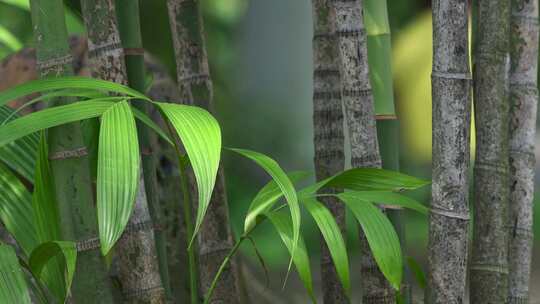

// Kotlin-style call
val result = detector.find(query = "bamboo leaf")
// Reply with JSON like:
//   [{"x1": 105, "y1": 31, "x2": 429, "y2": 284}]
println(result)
[
  {"x1": 156, "y1": 102, "x2": 221, "y2": 245},
  {"x1": 0, "y1": 100, "x2": 116, "y2": 148},
  {"x1": 28, "y1": 241, "x2": 77, "y2": 302},
  {"x1": 302, "y1": 198, "x2": 350, "y2": 294},
  {"x1": 265, "y1": 212, "x2": 315, "y2": 303},
  {"x1": 244, "y1": 171, "x2": 311, "y2": 233},
  {"x1": 339, "y1": 191, "x2": 428, "y2": 214},
  {"x1": 0, "y1": 24, "x2": 22, "y2": 51},
  {"x1": 0, "y1": 106, "x2": 38, "y2": 182},
  {"x1": 299, "y1": 168, "x2": 429, "y2": 199},
  {"x1": 337, "y1": 192, "x2": 402, "y2": 290},
  {"x1": 406, "y1": 256, "x2": 426, "y2": 289},
  {"x1": 0, "y1": 245, "x2": 31, "y2": 304},
  {"x1": 131, "y1": 106, "x2": 173, "y2": 146},
  {"x1": 0, "y1": 77, "x2": 149, "y2": 108},
  {"x1": 0, "y1": 163, "x2": 37, "y2": 255},
  {"x1": 97, "y1": 101, "x2": 140, "y2": 255},
  {"x1": 229, "y1": 148, "x2": 301, "y2": 263},
  {"x1": 31, "y1": 132, "x2": 67, "y2": 301}
]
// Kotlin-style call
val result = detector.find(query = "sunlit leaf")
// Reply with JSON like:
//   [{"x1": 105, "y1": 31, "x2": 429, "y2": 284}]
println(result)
[
  {"x1": 0, "y1": 24, "x2": 22, "y2": 51},
  {"x1": 97, "y1": 101, "x2": 140, "y2": 255},
  {"x1": 0, "y1": 245, "x2": 31, "y2": 304},
  {"x1": 156, "y1": 102, "x2": 221, "y2": 246},
  {"x1": 340, "y1": 191, "x2": 428, "y2": 214},
  {"x1": 266, "y1": 211, "x2": 315, "y2": 303},
  {"x1": 28, "y1": 241, "x2": 77, "y2": 302},
  {"x1": 0, "y1": 106, "x2": 38, "y2": 182},
  {"x1": 244, "y1": 171, "x2": 311, "y2": 233},
  {"x1": 0, "y1": 163, "x2": 37, "y2": 255},
  {"x1": 338, "y1": 192, "x2": 402, "y2": 290},
  {"x1": 131, "y1": 106, "x2": 173, "y2": 146},
  {"x1": 0, "y1": 77, "x2": 148, "y2": 108},
  {"x1": 0, "y1": 100, "x2": 115, "y2": 148},
  {"x1": 229, "y1": 148, "x2": 301, "y2": 263},
  {"x1": 302, "y1": 198, "x2": 350, "y2": 294}
]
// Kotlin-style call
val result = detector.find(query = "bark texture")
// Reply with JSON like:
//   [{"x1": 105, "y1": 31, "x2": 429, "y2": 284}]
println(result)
[
  {"x1": 427, "y1": 1, "x2": 472, "y2": 303},
  {"x1": 471, "y1": 0, "x2": 512, "y2": 302},
  {"x1": 330, "y1": 1, "x2": 394, "y2": 303},
  {"x1": 507, "y1": 0, "x2": 538, "y2": 302},
  {"x1": 28, "y1": 1, "x2": 116, "y2": 303},
  {"x1": 80, "y1": 2, "x2": 166, "y2": 303},
  {"x1": 167, "y1": 0, "x2": 242, "y2": 302},
  {"x1": 311, "y1": 0, "x2": 348, "y2": 303}
]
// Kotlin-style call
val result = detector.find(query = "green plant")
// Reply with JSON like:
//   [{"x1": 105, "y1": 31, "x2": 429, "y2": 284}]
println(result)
[{"x1": 0, "y1": 76, "x2": 430, "y2": 303}]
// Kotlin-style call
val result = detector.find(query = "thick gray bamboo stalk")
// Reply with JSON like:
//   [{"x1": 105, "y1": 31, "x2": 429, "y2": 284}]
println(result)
[
  {"x1": 80, "y1": 2, "x2": 166, "y2": 303},
  {"x1": 507, "y1": 0, "x2": 538, "y2": 302},
  {"x1": 311, "y1": 0, "x2": 347, "y2": 303},
  {"x1": 471, "y1": 0, "x2": 511, "y2": 302},
  {"x1": 427, "y1": 1, "x2": 472, "y2": 303},
  {"x1": 330, "y1": 1, "x2": 394, "y2": 303},
  {"x1": 166, "y1": 0, "x2": 243, "y2": 302},
  {"x1": 28, "y1": 1, "x2": 116, "y2": 303}
]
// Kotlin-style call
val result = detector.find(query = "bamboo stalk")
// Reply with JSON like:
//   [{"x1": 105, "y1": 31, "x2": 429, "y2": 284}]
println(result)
[
  {"x1": 330, "y1": 1, "x2": 394, "y2": 302},
  {"x1": 471, "y1": 0, "x2": 511, "y2": 302},
  {"x1": 364, "y1": 0, "x2": 410, "y2": 301},
  {"x1": 427, "y1": 1, "x2": 472, "y2": 303},
  {"x1": 28, "y1": 0, "x2": 116, "y2": 302},
  {"x1": 80, "y1": 1, "x2": 167, "y2": 303},
  {"x1": 166, "y1": 1, "x2": 243, "y2": 303},
  {"x1": 311, "y1": 0, "x2": 347, "y2": 302},
  {"x1": 507, "y1": 0, "x2": 538, "y2": 302}
]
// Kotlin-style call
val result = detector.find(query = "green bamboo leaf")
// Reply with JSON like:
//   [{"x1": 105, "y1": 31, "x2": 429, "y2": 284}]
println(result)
[
  {"x1": 29, "y1": 241, "x2": 77, "y2": 302},
  {"x1": 339, "y1": 191, "x2": 428, "y2": 214},
  {"x1": 244, "y1": 171, "x2": 311, "y2": 233},
  {"x1": 0, "y1": 77, "x2": 149, "y2": 108},
  {"x1": 0, "y1": 24, "x2": 22, "y2": 51},
  {"x1": 0, "y1": 163, "x2": 37, "y2": 255},
  {"x1": 156, "y1": 102, "x2": 221, "y2": 245},
  {"x1": 0, "y1": 100, "x2": 115, "y2": 148},
  {"x1": 299, "y1": 168, "x2": 430, "y2": 199},
  {"x1": 31, "y1": 132, "x2": 67, "y2": 301},
  {"x1": 0, "y1": 106, "x2": 38, "y2": 182},
  {"x1": 337, "y1": 192, "x2": 402, "y2": 290},
  {"x1": 229, "y1": 148, "x2": 301, "y2": 262},
  {"x1": 0, "y1": 245, "x2": 31, "y2": 304},
  {"x1": 406, "y1": 256, "x2": 426, "y2": 289},
  {"x1": 302, "y1": 198, "x2": 350, "y2": 294},
  {"x1": 0, "y1": 0, "x2": 29, "y2": 10},
  {"x1": 97, "y1": 101, "x2": 140, "y2": 255},
  {"x1": 131, "y1": 106, "x2": 173, "y2": 146},
  {"x1": 266, "y1": 212, "x2": 315, "y2": 303}
]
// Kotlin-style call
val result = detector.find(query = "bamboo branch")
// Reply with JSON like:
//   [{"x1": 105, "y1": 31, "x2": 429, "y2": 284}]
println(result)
[
  {"x1": 80, "y1": 1, "x2": 167, "y2": 302},
  {"x1": 427, "y1": 1, "x2": 472, "y2": 303},
  {"x1": 166, "y1": 1, "x2": 243, "y2": 303},
  {"x1": 471, "y1": 0, "x2": 512, "y2": 302},
  {"x1": 507, "y1": 0, "x2": 538, "y2": 302},
  {"x1": 28, "y1": 0, "x2": 116, "y2": 302},
  {"x1": 311, "y1": 0, "x2": 348, "y2": 302}
]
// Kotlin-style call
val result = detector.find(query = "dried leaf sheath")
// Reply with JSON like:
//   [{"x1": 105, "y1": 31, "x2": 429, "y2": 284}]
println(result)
[
  {"x1": 507, "y1": 0, "x2": 538, "y2": 302},
  {"x1": 427, "y1": 1, "x2": 472, "y2": 303},
  {"x1": 311, "y1": 0, "x2": 347, "y2": 302}
]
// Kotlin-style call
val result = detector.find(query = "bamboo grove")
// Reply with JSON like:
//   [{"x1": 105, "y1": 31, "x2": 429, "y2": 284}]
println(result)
[{"x1": 0, "y1": 0, "x2": 536, "y2": 304}]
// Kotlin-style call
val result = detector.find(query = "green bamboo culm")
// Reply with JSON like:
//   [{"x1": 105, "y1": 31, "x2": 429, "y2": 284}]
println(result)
[
  {"x1": 115, "y1": 0, "x2": 171, "y2": 300},
  {"x1": 28, "y1": 0, "x2": 116, "y2": 303},
  {"x1": 364, "y1": 0, "x2": 410, "y2": 301}
]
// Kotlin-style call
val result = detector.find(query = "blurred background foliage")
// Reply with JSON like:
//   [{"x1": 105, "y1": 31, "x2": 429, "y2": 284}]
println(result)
[{"x1": 1, "y1": 0, "x2": 539, "y2": 301}]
